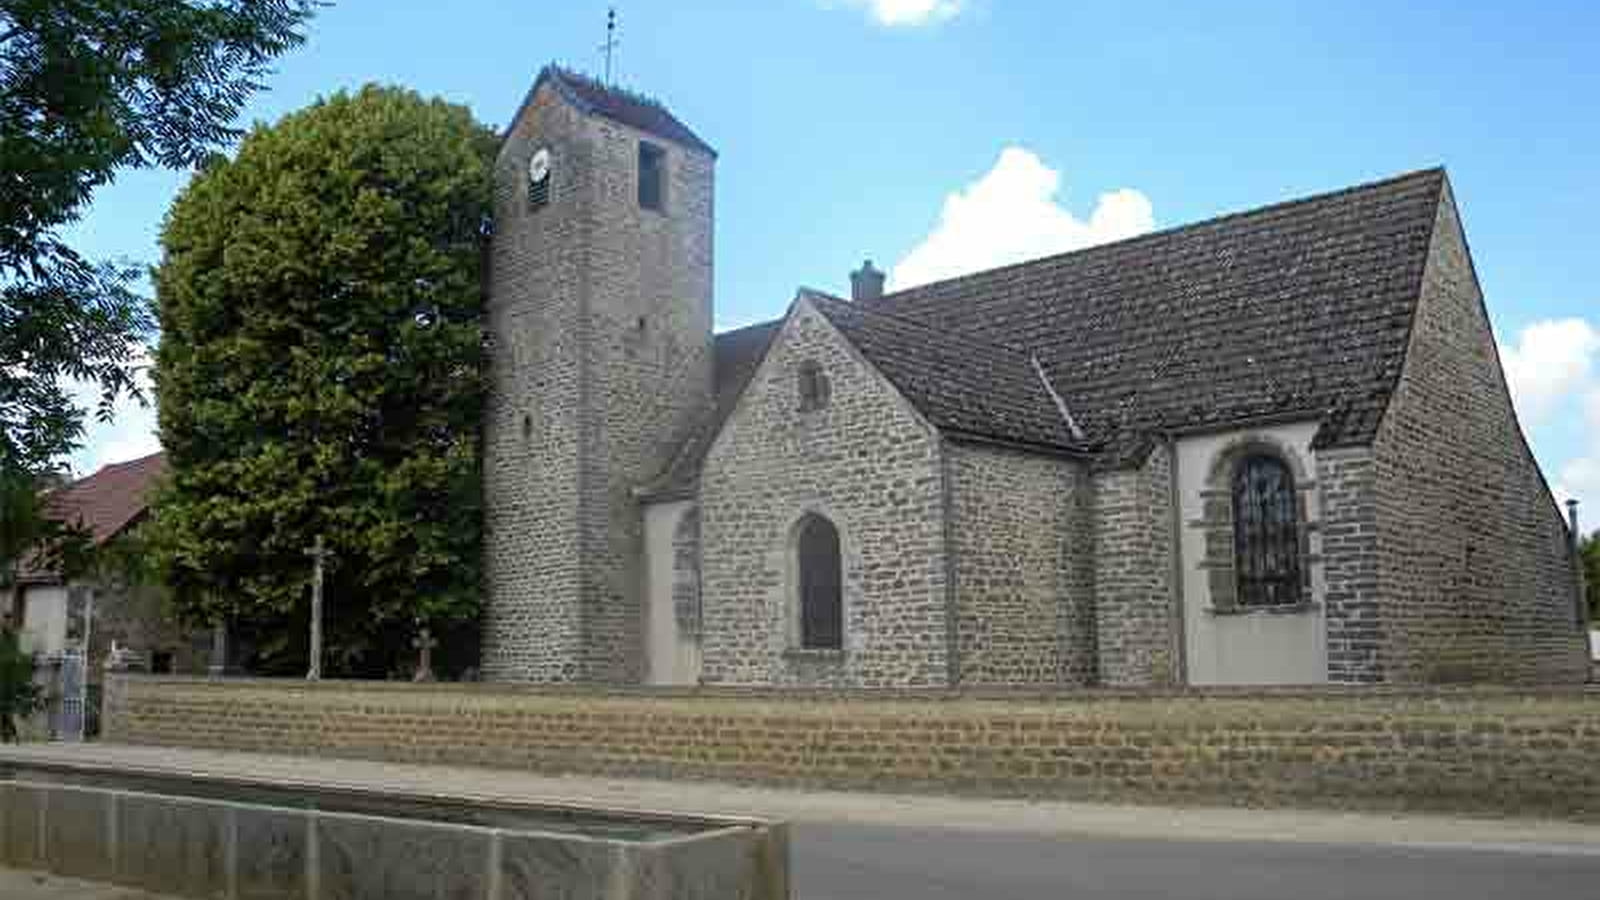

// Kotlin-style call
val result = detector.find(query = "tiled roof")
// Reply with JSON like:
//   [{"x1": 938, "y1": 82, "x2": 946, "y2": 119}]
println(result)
[
  {"x1": 508, "y1": 66, "x2": 716, "y2": 156},
  {"x1": 16, "y1": 452, "x2": 167, "y2": 582},
  {"x1": 641, "y1": 320, "x2": 780, "y2": 498},
  {"x1": 43, "y1": 452, "x2": 166, "y2": 544},
  {"x1": 806, "y1": 292, "x2": 1088, "y2": 453},
  {"x1": 871, "y1": 167, "x2": 1446, "y2": 465},
  {"x1": 648, "y1": 167, "x2": 1447, "y2": 490}
]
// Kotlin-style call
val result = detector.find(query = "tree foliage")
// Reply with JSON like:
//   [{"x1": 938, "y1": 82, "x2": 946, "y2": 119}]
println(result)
[
  {"x1": 0, "y1": 0, "x2": 316, "y2": 571},
  {"x1": 151, "y1": 85, "x2": 495, "y2": 676},
  {"x1": 0, "y1": 626, "x2": 42, "y2": 742}
]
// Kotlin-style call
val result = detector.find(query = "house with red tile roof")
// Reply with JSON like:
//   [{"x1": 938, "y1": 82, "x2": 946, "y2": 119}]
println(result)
[{"x1": 7, "y1": 452, "x2": 200, "y2": 674}]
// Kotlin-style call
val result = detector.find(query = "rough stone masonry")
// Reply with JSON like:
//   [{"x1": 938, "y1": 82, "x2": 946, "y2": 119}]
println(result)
[{"x1": 480, "y1": 65, "x2": 1586, "y2": 689}]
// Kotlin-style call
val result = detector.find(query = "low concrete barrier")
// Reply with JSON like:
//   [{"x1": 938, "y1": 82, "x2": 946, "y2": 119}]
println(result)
[
  {"x1": 0, "y1": 758, "x2": 788, "y2": 900},
  {"x1": 103, "y1": 675, "x2": 1600, "y2": 820}
]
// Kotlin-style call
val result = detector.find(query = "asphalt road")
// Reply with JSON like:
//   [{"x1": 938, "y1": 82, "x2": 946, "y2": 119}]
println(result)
[{"x1": 793, "y1": 823, "x2": 1600, "y2": 900}]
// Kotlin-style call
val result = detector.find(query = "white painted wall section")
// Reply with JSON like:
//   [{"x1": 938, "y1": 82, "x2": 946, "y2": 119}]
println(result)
[
  {"x1": 643, "y1": 499, "x2": 702, "y2": 685},
  {"x1": 1178, "y1": 422, "x2": 1328, "y2": 685}
]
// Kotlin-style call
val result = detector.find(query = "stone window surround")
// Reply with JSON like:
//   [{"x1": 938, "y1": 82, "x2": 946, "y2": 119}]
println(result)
[
  {"x1": 1190, "y1": 433, "x2": 1322, "y2": 616},
  {"x1": 782, "y1": 505, "x2": 852, "y2": 661},
  {"x1": 637, "y1": 139, "x2": 667, "y2": 214},
  {"x1": 796, "y1": 360, "x2": 830, "y2": 414}
]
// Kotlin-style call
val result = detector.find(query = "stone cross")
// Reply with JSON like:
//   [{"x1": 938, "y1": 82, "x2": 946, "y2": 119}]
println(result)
[
  {"x1": 208, "y1": 622, "x2": 229, "y2": 677},
  {"x1": 413, "y1": 625, "x2": 438, "y2": 683},
  {"x1": 304, "y1": 535, "x2": 334, "y2": 681}
]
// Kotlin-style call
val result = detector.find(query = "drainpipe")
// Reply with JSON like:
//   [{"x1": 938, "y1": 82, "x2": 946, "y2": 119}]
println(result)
[
  {"x1": 1166, "y1": 434, "x2": 1188, "y2": 687},
  {"x1": 1571, "y1": 499, "x2": 1589, "y2": 632}
]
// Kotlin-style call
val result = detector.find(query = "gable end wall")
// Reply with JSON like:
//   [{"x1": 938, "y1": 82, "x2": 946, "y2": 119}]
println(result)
[
  {"x1": 698, "y1": 302, "x2": 951, "y2": 687},
  {"x1": 1372, "y1": 184, "x2": 1586, "y2": 683}
]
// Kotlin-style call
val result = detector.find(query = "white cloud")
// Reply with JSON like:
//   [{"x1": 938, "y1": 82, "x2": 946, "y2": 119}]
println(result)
[
  {"x1": 1554, "y1": 388, "x2": 1600, "y2": 517},
  {"x1": 1497, "y1": 317, "x2": 1600, "y2": 517},
  {"x1": 890, "y1": 147, "x2": 1155, "y2": 290},
  {"x1": 826, "y1": 0, "x2": 963, "y2": 26},
  {"x1": 1499, "y1": 318, "x2": 1600, "y2": 429},
  {"x1": 66, "y1": 345, "x2": 160, "y2": 477}
]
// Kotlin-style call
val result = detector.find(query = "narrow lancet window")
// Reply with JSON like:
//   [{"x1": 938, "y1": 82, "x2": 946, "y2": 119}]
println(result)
[
  {"x1": 638, "y1": 140, "x2": 666, "y2": 211},
  {"x1": 797, "y1": 514, "x2": 843, "y2": 649}
]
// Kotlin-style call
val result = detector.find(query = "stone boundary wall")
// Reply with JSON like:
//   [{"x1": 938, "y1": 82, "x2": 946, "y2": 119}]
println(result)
[{"x1": 103, "y1": 676, "x2": 1600, "y2": 820}]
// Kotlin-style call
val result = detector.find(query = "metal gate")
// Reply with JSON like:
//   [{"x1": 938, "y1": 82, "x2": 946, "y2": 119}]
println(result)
[{"x1": 48, "y1": 650, "x2": 87, "y2": 742}]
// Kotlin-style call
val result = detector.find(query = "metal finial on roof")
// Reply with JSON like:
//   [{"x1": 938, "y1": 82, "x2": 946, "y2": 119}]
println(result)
[{"x1": 600, "y1": 7, "x2": 620, "y2": 86}]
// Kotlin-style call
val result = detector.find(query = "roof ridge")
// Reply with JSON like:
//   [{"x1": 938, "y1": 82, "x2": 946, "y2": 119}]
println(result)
[
  {"x1": 499, "y1": 64, "x2": 715, "y2": 155},
  {"x1": 802, "y1": 288, "x2": 1038, "y2": 361},
  {"x1": 713, "y1": 318, "x2": 781, "y2": 340},
  {"x1": 876, "y1": 166, "x2": 1447, "y2": 304},
  {"x1": 546, "y1": 65, "x2": 671, "y2": 113}
]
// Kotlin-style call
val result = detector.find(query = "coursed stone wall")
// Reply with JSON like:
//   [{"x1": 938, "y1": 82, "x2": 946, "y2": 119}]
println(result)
[
  {"x1": 1317, "y1": 447, "x2": 1383, "y2": 683},
  {"x1": 698, "y1": 299, "x2": 951, "y2": 686},
  {"x1": 484, "y1": 81, "x2": 714, "y2": 682},
  {"x1": 483, "y1": 86, "x2": 588, "y2": 681},
  {"x1": 103, "y1": 676, "x2": 1600, "y2": 820},
  {"x1": 1371, "y1": 186, "x2": 1586, "y2": 684},
  {"x1": 1092, "y1": 444, "x2": 1177, "y2": 686},
  {"x1": 946, "y1": 442, "x2": 1094, "y2": 685}
]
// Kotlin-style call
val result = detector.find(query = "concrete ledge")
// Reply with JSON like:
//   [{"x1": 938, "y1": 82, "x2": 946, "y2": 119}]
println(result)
[{"x1": 0, "y1": 766, "x2": 788, "y2": 900}]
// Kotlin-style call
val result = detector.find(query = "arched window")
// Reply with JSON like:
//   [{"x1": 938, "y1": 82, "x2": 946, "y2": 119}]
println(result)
[
  {"x1": 672, "y1": 508, "x2": 701, "y2": 641},
  {"x1": 796, "y1": 514, "x2": 843, "y2": 649},
  {"x1": 1232, "y1": 454, "x2": 1302, "y2": 607}
]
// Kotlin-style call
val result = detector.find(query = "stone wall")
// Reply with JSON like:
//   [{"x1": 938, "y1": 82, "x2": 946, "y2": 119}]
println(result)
[
  {"x1": 698, "y1": 299, "x2": 950, "y2": 686},
  {"x1": 946, "y1": 442, "x2": 1094, "y2": 685},
  {"x1": 1317, "y1": 447, "x2": 1383, "y2": 683},
  {"x1": 1371, "y1": 184, "x2": 1586, "y2": 684},
  {"x1": 1092, "y1": 444, "x2": 1177, "y2": 686},
  {"x1": 483, "y1": 78, "x2": 714, "y2": 682},
  {"x1": 104, "y1": 676, "x2": 1600, "y2": 820}
]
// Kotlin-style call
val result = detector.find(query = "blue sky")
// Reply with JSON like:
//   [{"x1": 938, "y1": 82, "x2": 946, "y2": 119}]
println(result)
[{"x1": 66, "y1": 0, "x2": 1600, "y2": 512}]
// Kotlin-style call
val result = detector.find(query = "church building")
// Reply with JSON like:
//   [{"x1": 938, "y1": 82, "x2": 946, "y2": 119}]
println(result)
[{"x1": 481, "y1": 66, "x2": 1588, "y2": 688}]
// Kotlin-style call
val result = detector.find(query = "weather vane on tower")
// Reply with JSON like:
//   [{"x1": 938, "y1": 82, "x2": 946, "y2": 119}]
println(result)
[{"x1": 600, "y1": 7, "x2": 620, "y2": 86}]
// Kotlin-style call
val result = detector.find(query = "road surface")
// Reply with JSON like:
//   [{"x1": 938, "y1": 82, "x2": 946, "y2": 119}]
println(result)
[{"x1": 794, "y1": 823, "x2": 1600, "y2": 900}]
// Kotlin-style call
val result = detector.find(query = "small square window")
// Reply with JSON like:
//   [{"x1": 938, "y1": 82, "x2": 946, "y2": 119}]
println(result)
[
  {"x1": 638, "y1": 141, "x2": 666, "y2": 211},
  {"x1": 798, "y1": 362, "x2": 830, "y2": 412}
]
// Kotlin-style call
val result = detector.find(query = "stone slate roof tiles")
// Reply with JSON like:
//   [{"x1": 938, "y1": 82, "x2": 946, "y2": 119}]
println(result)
[
  {"x1": 651, "y1": 167, "x2": 1448, "y2": 491},
  {"x1": 869, "y1": 167, "x2": 1447, "y2": 466},
  {"x1": 805, "y1": 291, "x2": 1089, "y2": 453},
  {"x1": 642, "y1": 319, "x2": 781, "y2": 498},
  {"x1": 510, "y1": 65, "x2": 716, "y2": 156}
]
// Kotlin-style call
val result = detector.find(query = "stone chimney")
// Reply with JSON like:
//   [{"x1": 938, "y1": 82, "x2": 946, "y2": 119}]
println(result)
[{"x1": 850, "y1": 259, "x2": 885, "y2": 302}]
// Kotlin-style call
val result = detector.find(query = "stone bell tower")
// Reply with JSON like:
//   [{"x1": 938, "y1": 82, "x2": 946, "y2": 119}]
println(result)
[{"x1": 482, "y1": 67, "x2": 715, "y2": 682}]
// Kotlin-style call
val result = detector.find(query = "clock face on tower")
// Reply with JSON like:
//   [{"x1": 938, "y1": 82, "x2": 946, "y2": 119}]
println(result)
[
  {"x1": 527, "y1": 147, "x2": 552, "y2": 208},
  {"x1": 528, "y1": 148, "x2": 551, "y2": 183}
]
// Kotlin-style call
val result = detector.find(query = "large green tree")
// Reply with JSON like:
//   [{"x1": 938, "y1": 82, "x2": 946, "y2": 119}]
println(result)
[
  {"x1": 0, "y1": 0, "x2": 315, "y2": 577},
  {"x1": 152, "y1": 85, "x2": 494, "y2": 676}
]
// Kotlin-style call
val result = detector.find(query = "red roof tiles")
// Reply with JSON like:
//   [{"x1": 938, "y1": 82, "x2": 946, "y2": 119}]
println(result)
[{"x1": 41, "y1": 452, "x2": 166, "y2": 545}]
